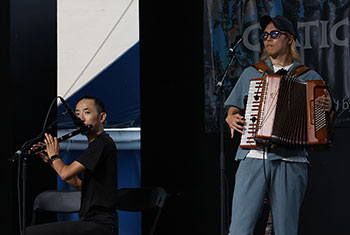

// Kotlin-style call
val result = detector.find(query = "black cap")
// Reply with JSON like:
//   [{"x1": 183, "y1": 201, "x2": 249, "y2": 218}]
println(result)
[{"x1": 260, "y1": 15, "x2": 297, "y2": 40}]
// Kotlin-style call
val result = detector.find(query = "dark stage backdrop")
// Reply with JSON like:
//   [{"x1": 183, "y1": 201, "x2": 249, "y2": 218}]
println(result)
[
  {"x1": 2, "y1": 0, "x2": 57, "y2": 234},
  {"x1": 204, "y1": 1, "x2": 350, "y2": 235},
  {"x1": 139, "y1": 1, "x2": 209, "y2": 234}
]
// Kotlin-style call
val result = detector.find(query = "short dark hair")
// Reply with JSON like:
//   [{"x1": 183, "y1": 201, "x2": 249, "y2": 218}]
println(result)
[{"x1": 79, "y1": 95, "x2": 106, "y2": 114}]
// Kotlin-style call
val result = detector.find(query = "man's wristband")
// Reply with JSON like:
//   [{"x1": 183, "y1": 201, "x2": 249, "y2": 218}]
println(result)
[{"x1": 49, "y1": 155, "x2": 60, "y2": 165}]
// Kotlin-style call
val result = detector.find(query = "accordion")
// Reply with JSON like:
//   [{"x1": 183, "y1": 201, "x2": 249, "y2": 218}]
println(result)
[{"x1": 240, "y1": 75, "x2": 328, "y2": 149}]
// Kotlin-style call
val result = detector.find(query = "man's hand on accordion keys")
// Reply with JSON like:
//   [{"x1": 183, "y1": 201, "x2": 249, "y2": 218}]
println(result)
[
  {"x1": 315, "y1": 89, "x2": 333, "y2": 113},
  {"x1": 225, "y1": 106, "x2": 246, "y2": 138}
]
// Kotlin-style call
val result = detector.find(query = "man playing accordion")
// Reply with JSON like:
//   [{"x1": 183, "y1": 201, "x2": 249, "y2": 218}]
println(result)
[{"x1": 225, "y1": 15, "x2": 335, "y2": 235}]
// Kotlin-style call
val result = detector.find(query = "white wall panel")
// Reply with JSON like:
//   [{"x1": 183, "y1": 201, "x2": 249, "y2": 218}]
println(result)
[{"x1": 58, "y1": 0, "x2": 139, "y2": 99}]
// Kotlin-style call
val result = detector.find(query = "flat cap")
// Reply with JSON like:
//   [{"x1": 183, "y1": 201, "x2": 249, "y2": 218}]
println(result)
[{"x1": 260, "y1": 15, "x2": 297, "y2": 40}]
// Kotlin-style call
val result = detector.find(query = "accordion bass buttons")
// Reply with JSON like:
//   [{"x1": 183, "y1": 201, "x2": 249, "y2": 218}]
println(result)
[{"x1": 306, "y1": 80, "x2": 328, "y2": 145}]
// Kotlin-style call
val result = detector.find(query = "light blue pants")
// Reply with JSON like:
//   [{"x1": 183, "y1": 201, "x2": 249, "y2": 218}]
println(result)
[{"x1": 229, "y1": 158, "x2": 308, "y2": 235}]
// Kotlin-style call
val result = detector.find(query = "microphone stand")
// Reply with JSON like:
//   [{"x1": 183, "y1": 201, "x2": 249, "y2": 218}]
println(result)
[
  {"x1": 9, "y1": 144, "x2": 32, "y2": 235},
  {"x1": 8, "y1": 115, "x2": 62, "y2": 235},
  {"x1": 9, "y1": 128, "x2": 55, "y2": 235},
  {"x1": 215, "y1": 38, "x2": 241, "y2": 235},
  {"x1": 9, "y1": 125, "x2": 91, "y2": 235},
  {"x1": 9, "y1": 123, "x2": 91, "y2": 235},
  {"x1": 8, "y1": 105, "x2": 88, "y2": 235}
]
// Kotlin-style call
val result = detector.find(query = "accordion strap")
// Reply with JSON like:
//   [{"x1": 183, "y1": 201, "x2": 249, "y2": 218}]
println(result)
[
  {"x1": 252, "y1": 62, "x2": 274, "y2": 75},
  {"x1": 253, "y1": 62, "x2": 311, "y2": 77},
  {"x1": 289, "y1": 65, "x2": 311, "y2": 77}
]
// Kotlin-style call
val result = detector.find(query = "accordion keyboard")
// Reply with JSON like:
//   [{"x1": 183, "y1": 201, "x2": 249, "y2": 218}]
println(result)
[{"x1": 240, "y1": 78, "x2": 264, "y2": 148}]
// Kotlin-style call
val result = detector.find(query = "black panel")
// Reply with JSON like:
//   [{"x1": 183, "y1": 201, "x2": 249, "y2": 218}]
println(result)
[{"x1": 2, "y1": 1, "x2": 57, "y2": 234}]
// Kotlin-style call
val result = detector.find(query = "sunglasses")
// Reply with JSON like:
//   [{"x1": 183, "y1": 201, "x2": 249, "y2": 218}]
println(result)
[{"x1": 260, "y1": 30, "x2": 287, "y2": 41}]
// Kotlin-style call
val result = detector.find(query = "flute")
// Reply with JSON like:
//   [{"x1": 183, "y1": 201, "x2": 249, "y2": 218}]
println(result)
[{"x1": 28, "y1": 124, "x2": 92, "y2": 155}]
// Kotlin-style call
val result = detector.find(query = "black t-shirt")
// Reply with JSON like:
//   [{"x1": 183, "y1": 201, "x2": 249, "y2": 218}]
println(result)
[{"x1": 76, "y1": 133, "x2": 118, "y2": 225}]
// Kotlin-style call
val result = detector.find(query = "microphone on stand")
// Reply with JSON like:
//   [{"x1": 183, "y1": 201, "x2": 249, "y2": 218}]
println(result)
[
  {"x1": 58, "y1": 96, "x2": 85, "y2": 128},
  {"x1": 229, "y1": 35, "x2": 243, "y2": 53},
  {"x1": 27, "y1": 97, "x2": 91, "y2": 155},
  {"x1": 216, "y1": 33, "x2": 243, "y2": 235},
  {"x1": 215, "y1": 35, "x2": 243, "y2": 95},
  {"x1": 9, "y1": 97, "x2": 85, "y2": 162},
  {"x1": 9, "y1": 150, "x2": 22, "y2": 162}
]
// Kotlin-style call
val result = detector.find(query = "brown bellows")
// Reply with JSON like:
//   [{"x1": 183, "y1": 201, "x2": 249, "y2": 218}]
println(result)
[{"x1": 240, "y1": 75, "x2": 328, "y2": 149}]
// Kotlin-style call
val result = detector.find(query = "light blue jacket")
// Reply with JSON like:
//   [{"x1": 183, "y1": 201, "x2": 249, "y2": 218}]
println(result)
[{"x1": 224, "y1": 58, "x2": 324, "y2": 160}]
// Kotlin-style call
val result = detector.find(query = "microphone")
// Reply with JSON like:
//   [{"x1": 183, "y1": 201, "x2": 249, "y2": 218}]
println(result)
[
  {"x1": 59, "y1": 96, "x2": 85, "y2": 128},
  {"x1": 229, "y1": 35, "x2": 242, "y2": 52},
  {"x1": 9, "y1": 150, "x2": 22, "y2": 162}
]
